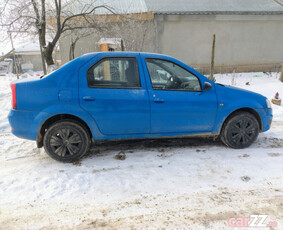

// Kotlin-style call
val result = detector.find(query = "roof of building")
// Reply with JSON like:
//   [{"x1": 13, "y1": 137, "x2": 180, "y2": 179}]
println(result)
[
  {"x1": 145, "y1": 0, "x2": 283, "y2": 15},
  {"x1": 15, "y1": 43, "x2": 40, "y2": 53},
  {"x1": 66, "y1": 0, "x2": 283, "y2": 15}
]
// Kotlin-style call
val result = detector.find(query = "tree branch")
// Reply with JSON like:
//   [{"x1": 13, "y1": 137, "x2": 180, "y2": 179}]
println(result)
[
  {"x1": 51, "y1": 0, "x2": 62, "y2": 46},
  {"x1": 31, "y1": 0, "x2": 40, "y2": 25},
  {"x1": 61, "y1": 5, "x2": 116, "y2": 31},
  {"x1": 41, "y1": 0, "x2": 46, "y2": 45},
  {"x1": 273, "y1": 0, "x2": 283, "y2": 6}
]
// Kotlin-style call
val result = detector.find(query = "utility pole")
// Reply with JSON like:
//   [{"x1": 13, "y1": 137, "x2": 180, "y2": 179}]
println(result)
[
  {"x1": 209, "y1": 34, "x2": 216, "y2": 82},
  {"x1": 8, "y1": 32, "x2": 19, "y2": 79}
]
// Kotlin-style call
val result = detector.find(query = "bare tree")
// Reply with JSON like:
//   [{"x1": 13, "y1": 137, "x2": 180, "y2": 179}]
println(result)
[
  {"x1": 119, "y1": 17, "x2": 154, "y2": 52},
  {"x1": 64, "y1": 14, "x2": 106, "y2": 61},
  {"x1": 0, "y1": 0, "x2": 115, "y2": 71},
  {"x1": 97, "y1": 13, "x2": 154, "y2": 52},
  {"x1": 68, "y1": 28, "x2": 97, "y2": 60},
  {"x1": 61, "y1": 12, "x2": 154, "y2": 61}
]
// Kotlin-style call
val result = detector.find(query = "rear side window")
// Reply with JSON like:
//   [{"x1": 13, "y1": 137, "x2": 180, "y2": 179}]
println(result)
[{"x1": 87, "y1": 57, "x2": 141, "y2": 88}]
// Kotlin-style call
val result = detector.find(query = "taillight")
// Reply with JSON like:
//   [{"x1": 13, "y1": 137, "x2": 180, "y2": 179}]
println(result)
[{"x1": 10, "y1": 83, "x2": 17, "y2": 110}]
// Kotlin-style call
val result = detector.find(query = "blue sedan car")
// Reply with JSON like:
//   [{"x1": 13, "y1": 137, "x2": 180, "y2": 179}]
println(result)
[{"x1": 8, "y1": 52, "x2": 273, "y2": 162}]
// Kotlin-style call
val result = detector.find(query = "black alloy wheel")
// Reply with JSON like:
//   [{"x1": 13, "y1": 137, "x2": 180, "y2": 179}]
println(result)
[
  {"x1": 221, "y1": 112, "x2": 259, "y2": 149},
  {"x1": 43, "y1": 120, "x2": 90, "y2": 162}
]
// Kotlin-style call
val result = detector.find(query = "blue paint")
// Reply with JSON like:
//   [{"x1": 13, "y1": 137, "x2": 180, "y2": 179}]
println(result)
[
  {"x1": 58, "y1": 90, "x2": 72, "y2": 102},
  {"x1": 8, "y1": 52, "x2": 272, "y2": 144}
]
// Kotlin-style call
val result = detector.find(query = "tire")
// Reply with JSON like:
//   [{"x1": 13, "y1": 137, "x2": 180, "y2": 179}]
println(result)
[
  {"x1": 221, "y1": 112, "x2": 259, "y2": 149},
  {"x1": 43, "y1": 120, "x2": 90, "y2": 162}
]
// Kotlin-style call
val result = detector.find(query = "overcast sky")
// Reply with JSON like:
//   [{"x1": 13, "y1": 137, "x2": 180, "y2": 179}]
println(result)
[{"x1": 0, "y1": 34, "x2": 11, "y2": 54}]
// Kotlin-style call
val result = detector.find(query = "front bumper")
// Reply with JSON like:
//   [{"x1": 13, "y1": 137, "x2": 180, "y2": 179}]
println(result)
[
  {"x1": 255, "y1": 108, "x2": 273, "y2": 132},
  {"x1": 8, "y1": 109, "x2": 51, "y2": 140}
]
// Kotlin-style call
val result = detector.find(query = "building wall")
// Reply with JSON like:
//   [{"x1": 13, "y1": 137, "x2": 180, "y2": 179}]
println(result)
[
  {"x1": 7, "y1": 54, "x2": 43, "y2": 73},
  {"x1": 20, "y1": 55, "x2": 43, "y2": 72},
  {"x1": 59, "y1": 34, "x2": 100, "y2": 64},
  {"x1": 155, "y1": 14, "x2": 283, "y2": 73},
  {"x1": 59, "y1": 14, "x2": 283, "y2": 73}
]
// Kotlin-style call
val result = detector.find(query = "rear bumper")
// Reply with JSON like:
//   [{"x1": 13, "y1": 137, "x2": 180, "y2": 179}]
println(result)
[
  {"x1": 255, "y1": 108, "x2": 273, "y2": 132},
  {"x1": 8, "y1": 109, "x2": 52, "y2": 140}
]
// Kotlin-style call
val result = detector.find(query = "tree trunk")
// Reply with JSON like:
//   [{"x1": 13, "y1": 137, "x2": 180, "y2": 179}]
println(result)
[
  {"x1": 38, "y1": 32, "x2": 47, "y2": 75},
  {"x1": 69, "y1": 42, "x2": 76, "y2": 61},
  {"x1": 45, "y1": 43, "x2": 55, "y2": 66},
  {"x1": 39, "y1": 43, "x2": 47, "y2": 75}
]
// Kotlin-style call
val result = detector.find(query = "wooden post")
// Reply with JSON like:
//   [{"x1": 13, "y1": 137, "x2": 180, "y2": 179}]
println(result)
[
  {"x1": 280, "y1": 63, "x2": 283, "y2": 82},
  {"x1": 209, "y1": 34, "x2": 216, "y2": 82},
  {"x1": 121, "y1": 39, "x2": 125, "y2": 51},
  {"x1": 100, "y1": 43, "x2": 108, "y2": 52},
  {"x1": 120, "y1": 39, "x2": 125, "y2": 80},
  {"x1": 99, "y1": 43, "x2": 110, "y2": 80}
]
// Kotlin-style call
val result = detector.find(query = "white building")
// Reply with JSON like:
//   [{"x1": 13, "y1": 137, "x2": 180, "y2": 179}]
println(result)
[{"x1": 59, "y1": 0, "x2": 283, "y2": 73}]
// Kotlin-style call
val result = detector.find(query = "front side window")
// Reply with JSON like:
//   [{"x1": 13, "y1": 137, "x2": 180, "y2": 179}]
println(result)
[
  {"x1": 87, "y1": 57, "x2": 141, "y2": 88},
  {"x1": 146, "y1": 59, "x2": 202, "y2": 91}
]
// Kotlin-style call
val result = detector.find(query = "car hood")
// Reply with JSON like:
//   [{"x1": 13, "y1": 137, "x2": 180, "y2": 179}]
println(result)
[{"x1": 215, "y1": 83, "x2": 268, "y2": 109}]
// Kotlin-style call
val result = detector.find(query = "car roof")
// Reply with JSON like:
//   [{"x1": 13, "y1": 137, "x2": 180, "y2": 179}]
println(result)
[{"x1": 79, "y1": 52, "x2": 174, "y2": 60}]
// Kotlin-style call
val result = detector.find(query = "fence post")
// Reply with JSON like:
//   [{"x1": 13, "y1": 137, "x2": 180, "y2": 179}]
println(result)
[
  {"x1": 121, "y1": 39, "x2": 125, "y2": 51},
  {"x1": 209, "y1": 34, "x2": 216, "y2": 82},
  {"x1": 280, "y1": 63, "x2": 283, "y2": 82}
]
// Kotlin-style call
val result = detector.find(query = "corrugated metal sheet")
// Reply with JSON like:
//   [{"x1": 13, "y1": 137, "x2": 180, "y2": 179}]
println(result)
[
  {"x1": 65, "y1": 0, "x2": 283, "y2": 15},
  {"x1": 144, "y1": 0, "x2": 283, "y2": 14}
]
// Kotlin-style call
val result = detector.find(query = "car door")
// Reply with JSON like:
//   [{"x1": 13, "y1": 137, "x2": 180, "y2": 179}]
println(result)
[
  {"x1": 140, "y1": 54, "x2": 218, "y2": 134},
  {"x1": 79, "y1": 53, "x2": 150, "y2": 135}
]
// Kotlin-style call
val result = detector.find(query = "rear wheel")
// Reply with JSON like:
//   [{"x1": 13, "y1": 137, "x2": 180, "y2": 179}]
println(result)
[
  {"x1": 221, "y1": 112, "x2": 259, "y2": 149},
  {"x1": 43, "y1": 120, "x2": 90, "y2": 162}
]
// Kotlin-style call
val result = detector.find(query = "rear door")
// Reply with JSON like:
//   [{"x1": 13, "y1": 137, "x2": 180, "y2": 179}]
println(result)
[
  {"x1": 140, "y1": 54, "x2": 218, "y2": 134},
  {"x1": 79, "y1": 53, "x2": 150, "y2": 135}
]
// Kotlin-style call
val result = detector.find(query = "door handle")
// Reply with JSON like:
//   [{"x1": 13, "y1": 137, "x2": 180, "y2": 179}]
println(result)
[
  {"x1": 82, "y1": 96, "x2": 96, "y2": 101},
  {"x1": 153, "y1": 98, "x2": 165, "y2": 103}
]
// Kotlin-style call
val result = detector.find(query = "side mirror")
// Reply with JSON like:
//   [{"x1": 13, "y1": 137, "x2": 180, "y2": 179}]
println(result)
[{"x1": 204, "y1": 82, "x2": 212, "y2": 91}]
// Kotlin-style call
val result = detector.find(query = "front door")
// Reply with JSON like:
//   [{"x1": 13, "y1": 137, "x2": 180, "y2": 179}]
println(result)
[
  {"x1": 141, "y1": 56, "x2": 218, "y2": 134},
  {"x1": 79, "y1": 54, "x2": 150, "y2": 135}
]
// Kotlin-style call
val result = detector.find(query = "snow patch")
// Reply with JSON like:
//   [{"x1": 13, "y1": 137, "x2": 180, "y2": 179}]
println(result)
[{"x1": 0, "y1": 72, "x2": 282, "y2": 229}]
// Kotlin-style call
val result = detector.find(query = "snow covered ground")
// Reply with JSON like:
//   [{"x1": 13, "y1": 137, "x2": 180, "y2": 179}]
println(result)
[{"x1": 0, "y1": 72, "x2": 283, "y2": 229}]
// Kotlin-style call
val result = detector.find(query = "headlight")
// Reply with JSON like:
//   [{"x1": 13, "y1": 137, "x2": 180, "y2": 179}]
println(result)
[{"x1": 266, "y1": 98, "x2": 271, "y2": 108}]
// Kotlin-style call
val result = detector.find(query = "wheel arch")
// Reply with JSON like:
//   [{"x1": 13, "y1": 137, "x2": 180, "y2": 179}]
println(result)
[
  {"x1": 36, "y1": 114, "x2": 92, "y2": 148},
  {"x1": 220, "y1": 108, "x2": 262, "y2": 134}
]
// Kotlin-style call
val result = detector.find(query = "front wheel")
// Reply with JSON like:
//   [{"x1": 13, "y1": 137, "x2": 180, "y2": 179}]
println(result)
[
  {"x1": 221, "y1": 112, "x2": 259, "y2": 149},
  {"x1": 43, "y1": 120, "x2": 90, "y2": 162}
]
